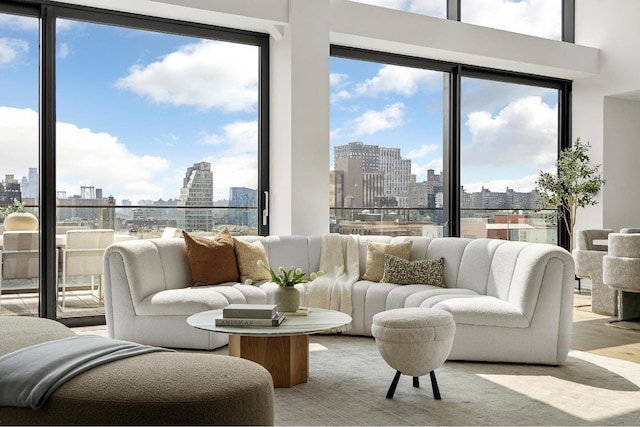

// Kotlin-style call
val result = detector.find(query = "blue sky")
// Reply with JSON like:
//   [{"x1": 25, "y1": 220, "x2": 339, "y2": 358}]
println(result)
[{"x1": 1, "y1": 1, "x2": 561, "y2": 205}]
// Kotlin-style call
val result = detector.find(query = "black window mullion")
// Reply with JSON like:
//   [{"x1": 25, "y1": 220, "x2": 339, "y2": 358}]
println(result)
[
  {"x1": 443, "y1": 67, "x2": 461, "y2": 237},
  {"x1": 258, "y1": 43, "x2": 270, "y2": 236},
  {"x1": 557, "y1": 81, "x2": 572, "y2": 250},
  {"x1": 562, "y1": 0, "x2": 575, "y2": 43},
  {"x1": 39, "y1": 4, "x2": 57, "y2": 320},
  {"x1": 447, "y1": 0, "x2": 461, "y2": 21}
]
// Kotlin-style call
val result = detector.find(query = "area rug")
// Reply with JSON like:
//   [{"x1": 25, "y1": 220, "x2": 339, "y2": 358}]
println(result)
[{"x1": 271, "y1": 334, "x2": 640, "y2": 426}]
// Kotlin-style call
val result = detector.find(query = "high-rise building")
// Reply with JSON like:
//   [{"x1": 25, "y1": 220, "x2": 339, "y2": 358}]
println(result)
[
  {"x1": 334, "y1": 142, "x2": 414, "y2": 208},
  {"x1": 177, "y1": 161, "x2": 214, "y2": 232},
  {"x1": 0, "y1": 174, "x2": 21, "y2": 206},
  {"x1": 379, "y1": 147, "x2": 413, "y2": 203},
  {"x1": 334, "y1": 141, "x2": 379, "y2": 171},
  {"x1": 28, "y1": 167, "x2": 38, "y2": 201},
  {"x1": 228, "y1": 187, "x2": 258, "y2": 228},
  {"x1": 334, "y1": 157, "x2": 364, "y2": 208}
]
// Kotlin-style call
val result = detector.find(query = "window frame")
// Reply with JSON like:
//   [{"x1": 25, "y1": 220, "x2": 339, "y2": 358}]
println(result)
[
  {"x1": 330, "y1": 45, "x2": 572, "y2": 246},
  {"x1": 0, "y1": 0, "x2": 270, "y2": 324}
]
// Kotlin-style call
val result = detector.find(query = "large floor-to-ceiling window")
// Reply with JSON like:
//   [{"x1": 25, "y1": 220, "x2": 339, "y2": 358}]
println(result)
[
  {"x1": 0, "y1": 8, "x2": 40, "y2": 317},
  {"x1": 348, "y1": 0, "x2": 566, "y2": 41},
  {"x1": 330, "y1": 49, "x2": 448, "y2": 237},
  {"x1": 330, "y1": 47, "x2": 570, "y2": 243},
  {"x1": 460, "y1": 75, "x2": 561, "y2": 243},
  {"x1": 0, "y1": 2, "x2": 269, "y2": 322}
]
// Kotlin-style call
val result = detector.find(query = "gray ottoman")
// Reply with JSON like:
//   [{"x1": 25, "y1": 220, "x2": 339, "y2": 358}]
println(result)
[
  {"x1": 0, "y1": 317, "x2": 274, "y2": 425},
  {"x1": 371, "y1": 307, "x2": 456, "y2": 400}
]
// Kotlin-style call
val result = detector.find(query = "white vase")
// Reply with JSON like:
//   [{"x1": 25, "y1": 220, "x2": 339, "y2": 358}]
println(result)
[
  {"x1": 274, "y1": 286, "x2": 299, "y2": 313},
  {"x1": 3, "y1": 212, "x2": 39, "y2": 231}
]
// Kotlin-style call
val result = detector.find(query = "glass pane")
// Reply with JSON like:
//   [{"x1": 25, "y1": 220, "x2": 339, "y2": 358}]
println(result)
[
  {"x1": 460, "y1": 77, "x2": 558, "y2": 243},
  {"x1": 330, "y1": 56, "x2": 444, "y2": 236},
  {"x1": 55, "y1": 19, "x2": 260, "y2": 317},
  {"x1": 0, "y1": 12, "x2": 40, "y2": 316},
  {"x1": 461, "y1": 0, "x2": 562, "y2": 40},
  {"x1": 348, "y1": 0, "x2": 447, "y2": 19}
]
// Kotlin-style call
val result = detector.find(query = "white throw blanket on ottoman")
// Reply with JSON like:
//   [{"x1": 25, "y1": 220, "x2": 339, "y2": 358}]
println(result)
[{"x1": 304, "y1": 234, "x2": 360, "y2": 315}]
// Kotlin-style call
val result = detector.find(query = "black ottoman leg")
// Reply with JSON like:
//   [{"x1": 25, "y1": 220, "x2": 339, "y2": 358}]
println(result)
[
  {"x1": 430, "y1": 371, "x2": 441, "y2": 400},
  {"x1": 386, "y1": 371, "x2": 402, "y2": 399},
  {"x1": 413, "y1": 376, "x2": 419, "y2": 388}
]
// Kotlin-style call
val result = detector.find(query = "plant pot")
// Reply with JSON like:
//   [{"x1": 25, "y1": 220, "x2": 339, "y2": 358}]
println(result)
[
  {"x1": 274, "y1": 286, "x2": 299, "y2": 313},
  {"x1": 3, "y1": 212, "x2": 39, "y2": 231}
]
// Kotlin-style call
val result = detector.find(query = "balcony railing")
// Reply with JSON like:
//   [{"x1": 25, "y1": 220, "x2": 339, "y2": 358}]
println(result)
[{"x1": 331, "y1": 207, "x2": 558, "y2": 245}]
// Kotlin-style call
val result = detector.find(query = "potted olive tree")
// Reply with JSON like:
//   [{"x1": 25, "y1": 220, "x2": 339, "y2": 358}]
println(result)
[{"x1": 536, "y1": 138, "x2": 605, "y2": 252}]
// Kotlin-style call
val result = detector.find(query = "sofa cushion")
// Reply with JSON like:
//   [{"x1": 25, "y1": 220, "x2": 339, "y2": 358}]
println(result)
[
  {"x1": 234, "y1": 238, "x2": 272, "y2": 283},
  {"x1": 422, "y1": 295, "x2": 530, "y2": 328},
  {"x1": 137, "y1": 286, "x2": 239, "y2": 315},
  {"x1": 183, "y1": 230, "x2": 240, "y2": 286},
  {"x1": 362, "y1": 240, "x2": 413, "y2": 282},
  {"x1": 381, "y1": 255, "x2": 445, "y2": 287}
]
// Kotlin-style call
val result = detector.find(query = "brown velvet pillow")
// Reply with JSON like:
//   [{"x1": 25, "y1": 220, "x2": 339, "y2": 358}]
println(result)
[
  {"x1": 361, "y1": 240, "x2": 413, "y2": 282},
  {"x1": 183, "y1": 229, "x2": 240, "y2": 286}
]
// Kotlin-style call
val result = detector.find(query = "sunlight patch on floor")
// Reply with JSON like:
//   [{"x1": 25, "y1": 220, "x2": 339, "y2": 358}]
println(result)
[{"x1": 309, "y1": 342, "x2": 328, "y2": 352}]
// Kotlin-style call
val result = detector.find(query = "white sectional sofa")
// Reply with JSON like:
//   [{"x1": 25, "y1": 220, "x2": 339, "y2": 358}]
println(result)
[{"x1": 103, "y1": 235, "x2": 575, "y2": 365}]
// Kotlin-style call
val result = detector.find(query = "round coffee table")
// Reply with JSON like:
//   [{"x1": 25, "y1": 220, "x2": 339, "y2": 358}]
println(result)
[{"x1": 187, "y1": 307, "x2": 352, "y2": 387}]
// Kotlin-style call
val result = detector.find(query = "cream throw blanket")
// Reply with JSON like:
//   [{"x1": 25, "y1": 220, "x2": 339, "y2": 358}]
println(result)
[{"x1": 304, "y1": 234, "x2": 360, "y2": 314}]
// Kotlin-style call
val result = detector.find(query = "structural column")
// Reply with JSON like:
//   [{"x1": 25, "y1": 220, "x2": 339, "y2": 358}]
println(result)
[{"x1": 270, "y1": 0, "x2": 330, "y2": 235}]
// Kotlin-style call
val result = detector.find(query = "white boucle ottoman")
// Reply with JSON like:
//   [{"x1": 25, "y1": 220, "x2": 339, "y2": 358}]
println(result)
[{"x1": 371, "y1": 307, "x2": 456, "y2": 399}]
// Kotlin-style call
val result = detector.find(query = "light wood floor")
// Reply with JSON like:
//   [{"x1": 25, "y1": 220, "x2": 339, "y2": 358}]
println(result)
[
  {"x1": 571, "y1": 292, "x2": 640, "y2": 363},
  {"x1": 71, "y1": 291, "x2": 640, "y2": 364}
]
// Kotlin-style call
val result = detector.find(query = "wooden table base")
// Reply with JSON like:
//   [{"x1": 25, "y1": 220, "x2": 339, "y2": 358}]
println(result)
[{"x1": 228, "y1": 334, "x2": 309, "y2": 388}]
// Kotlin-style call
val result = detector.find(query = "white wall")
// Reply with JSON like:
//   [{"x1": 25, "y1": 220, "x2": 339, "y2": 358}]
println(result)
[
  {"x1": 603, "y1": 97, "x2": 640, "y2": 231},
  {"x1": 573, "y1": 0, "x2": 640, "y2": 233}
]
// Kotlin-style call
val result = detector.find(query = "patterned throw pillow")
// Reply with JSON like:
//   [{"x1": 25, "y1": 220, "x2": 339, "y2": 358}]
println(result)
[
  {"x1": 183, "y1": 229, "x2": 240, "y2": 286},
  {"x1": 381, "y1": 255, "x2": 445, "y2": 287},
  {"x1": 233, "y1": 238, "x2": 272, "y2": 283},
  {"x1": 361, "y1": 240, "x2": 413, "y2": 282}
]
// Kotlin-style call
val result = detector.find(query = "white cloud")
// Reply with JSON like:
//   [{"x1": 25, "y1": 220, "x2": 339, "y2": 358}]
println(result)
[
  {"x1": 462, "y1": 79, "x2": 554, "y2": 117},
  {"x1": 116, "y1": 40, "x2": 258, "y2": 112},
  {"x1": 407, "y1": 144, "x2": 438, "y2": 160},
  {"x1": 0, "y1": 106, "x2": 172, "y2": 202},
  {"x1": 463, "y1": 96, "x2": 557, "y2": 169},
  {"x1": 462, "y1": 0, "x2": 561, "y2": 40},
  {"x1": 196, "y1": 121, "x2": 258, "y2": 199},
  {"x1": 0, "y1": 14, "x2": 38, "y2": 31},
  {"x1": 461, "y1": 95, "x2": 557, "y2": 193},
  {"x1": 198, "y1": 121, "x2": 257, "y2": 156},
  {"x1": 0, "y1": 38, "x2": 29, "y2": 65},
  {"x1": 204, "y1": 154, "x2": 258, "y2": 201},
  {"x1": 330, "y1": 73, "x2": 353, "y2": 103},
  {"x1": 57, "y1": 43, "x2": 70, "y2": 59},
  {"x1": 355, "y1": 65, "x2": 441, "y2": 97},
  {"x1": 352, "y1": 102, "x2": 405, "y2": 135},
  {"x1": 330, "y1": 73, "x2": 349, "y2": 87}
]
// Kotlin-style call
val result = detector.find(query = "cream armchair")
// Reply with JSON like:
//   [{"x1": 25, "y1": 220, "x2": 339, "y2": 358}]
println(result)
[
  {"x1": 0, "y1": 231, "x2": 40, "y2": 312},
  {"x1": 573, "y1": 229, "x2": 617, "y2": 316},
  {"x1": 603, "y1": 233, "x2": 640, "y2": 320},
  {"x1": 60, "y1": 229, "x2": 114, "y2": 309}
]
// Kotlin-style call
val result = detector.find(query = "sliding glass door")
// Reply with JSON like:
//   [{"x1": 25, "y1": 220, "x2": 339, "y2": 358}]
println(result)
[
  {"x1": 0, "y1": 2, "x2": 269, "y2": 322},
  {"x1": 0, "y1": 9, "x2": 40, "y2": 316},
  {"x1": 459, "y1": 77, "x2": 560, "y2": 243}
]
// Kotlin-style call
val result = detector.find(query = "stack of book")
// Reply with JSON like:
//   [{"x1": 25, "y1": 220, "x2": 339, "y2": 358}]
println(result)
[{"x1": 215, "y1": 303, "x2": 284, "y2": 327}]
